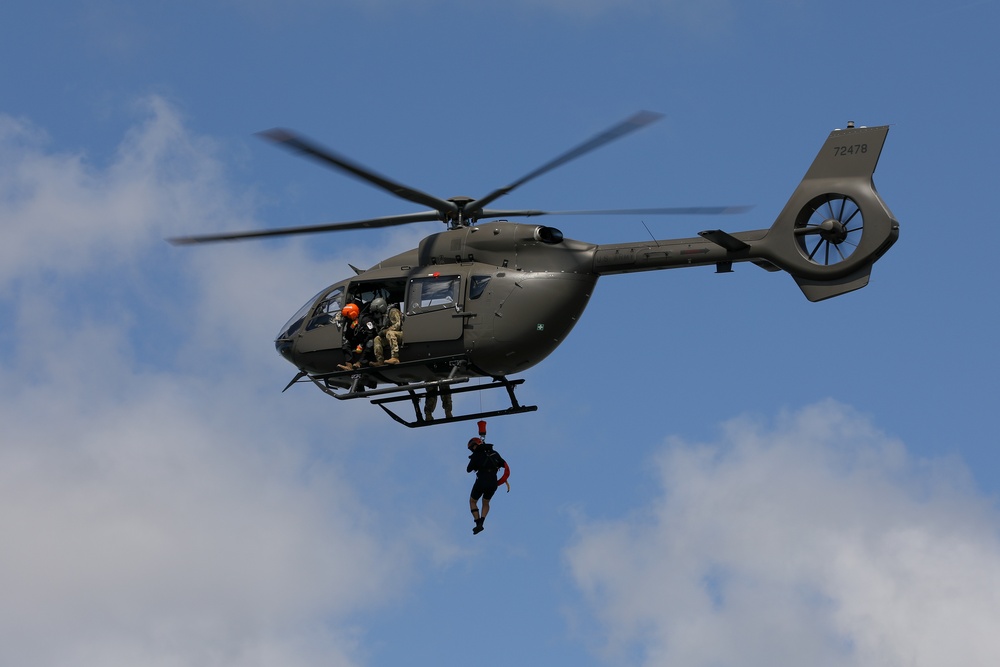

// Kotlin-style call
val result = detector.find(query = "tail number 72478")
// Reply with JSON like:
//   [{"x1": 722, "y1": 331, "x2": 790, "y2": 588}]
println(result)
[{"x1": 833, "y1": 143, "x2": 868, "y2": 156}]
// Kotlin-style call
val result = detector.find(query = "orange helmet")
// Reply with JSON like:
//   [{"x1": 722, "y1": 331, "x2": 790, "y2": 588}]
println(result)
[
  {"x1": 341, "y1": 303, "x2": 360, "y2": 320},
  {"x1": 467, "y1": 437, "x2": 482, "y2": 450}
]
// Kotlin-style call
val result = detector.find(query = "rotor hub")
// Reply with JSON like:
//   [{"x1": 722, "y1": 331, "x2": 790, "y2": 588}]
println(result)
[
  {"x1": 817, "y1": 218, "x2": 848, "y2": 244},
  {"x1": 445, "y1": 196, "x2": 476, "y2": 228}
]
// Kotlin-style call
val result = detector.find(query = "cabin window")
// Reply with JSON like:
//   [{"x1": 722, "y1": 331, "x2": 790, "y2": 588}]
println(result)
[
  {"x1": 469, "y1": 275, "x2": 491, "y2": 300},
  {"x1": 407, "y1": 275, "x2": 460, "y2": 314}
]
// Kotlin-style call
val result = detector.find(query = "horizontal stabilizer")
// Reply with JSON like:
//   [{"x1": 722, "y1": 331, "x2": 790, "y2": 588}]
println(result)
[
  {"x1": 699, "y1": 229, "x2": 750, "y2": 251},
  {"x1": 752, "y1": 259, "x2": 781, "y2": 272}
]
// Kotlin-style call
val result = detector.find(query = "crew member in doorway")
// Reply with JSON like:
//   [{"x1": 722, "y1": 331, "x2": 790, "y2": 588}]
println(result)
[
  {"x1": 338, "y1": 303, "x2": 376, "y2": 370},
  {"x1": 370, "y1": 297, "x2": 404, "y2": 366}
]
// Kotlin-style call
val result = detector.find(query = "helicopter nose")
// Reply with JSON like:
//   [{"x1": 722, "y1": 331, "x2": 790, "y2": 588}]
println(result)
[{"x1": 275, "y1": 338, "x2": 294, "y2": 363}]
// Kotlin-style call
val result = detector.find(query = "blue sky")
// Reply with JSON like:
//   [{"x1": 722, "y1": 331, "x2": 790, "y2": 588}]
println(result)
[{"x1": 2, "y1": 1, "x2": 999, "y2": 665}]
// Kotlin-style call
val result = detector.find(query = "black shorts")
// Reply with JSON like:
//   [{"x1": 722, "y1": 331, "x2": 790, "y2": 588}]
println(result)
[{"x1": 471, "y1": 476, "x2": 499, "y2": 502}]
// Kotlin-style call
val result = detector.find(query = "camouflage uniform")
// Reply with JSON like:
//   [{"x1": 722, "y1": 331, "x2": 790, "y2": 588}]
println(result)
[
  {"x1": 424, "y1": 383, "x2": 452, "y2": 420},
  {"x1": 373, "y1": 305, "x2": 404, "y2": 363}
]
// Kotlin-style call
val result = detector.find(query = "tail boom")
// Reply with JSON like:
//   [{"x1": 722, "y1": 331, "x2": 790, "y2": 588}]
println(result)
[{"x1": 592, "y1": 123, "x2": 899, "y2": 302}]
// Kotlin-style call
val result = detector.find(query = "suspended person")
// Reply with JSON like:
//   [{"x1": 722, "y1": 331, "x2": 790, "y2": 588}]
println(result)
[
  {"x1": 466, "y1": 436, "x2": 509, "y2": 535},
  {"x1": 370, "y1": 297, "x2": 404, "y2": 366},
  {"x1": 338, "y1": 302, "x2": 376, "y2": 370}
]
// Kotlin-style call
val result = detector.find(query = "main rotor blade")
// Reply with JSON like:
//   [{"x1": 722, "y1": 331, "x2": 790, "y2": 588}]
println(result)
[
  {"x1": 167, "y1": 211, "x2": 442, "y2": 245},
  {"x1": 466, "y1": 111, "x2": 664, "y2": 216},
  {"x1": 259, "y1": 128, "x2": 458, "y2": 215},
  {"x1": 474, "y1": 205, "x2": 753, "y2": 220}
]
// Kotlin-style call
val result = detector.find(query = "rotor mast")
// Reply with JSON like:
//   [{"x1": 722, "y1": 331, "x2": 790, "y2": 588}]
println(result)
[{"x1": 446, "y1": 196, "x2": 476, "y2": 229}]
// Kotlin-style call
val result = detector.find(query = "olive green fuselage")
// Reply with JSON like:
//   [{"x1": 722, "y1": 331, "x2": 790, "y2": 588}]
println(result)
[{"x1": 277, "y1": 124, "x2": 900, "y2": 385}]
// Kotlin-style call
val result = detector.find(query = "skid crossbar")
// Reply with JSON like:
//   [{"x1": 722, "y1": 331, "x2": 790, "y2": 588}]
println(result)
[
  {"x1": 282, "y1": 355, "x2": 537, "y2": 427},
  {"x1": 371, "y1": 378, "x2": 537, "y2": 428}
]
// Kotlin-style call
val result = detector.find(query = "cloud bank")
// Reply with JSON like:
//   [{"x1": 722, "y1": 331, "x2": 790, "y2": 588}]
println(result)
[
  {"x1": 567, "y1": 400, "x2": 1000, "y2": 667},
  {"x1": 0, "y1": 97, "x2": 414, "y2": 667}
]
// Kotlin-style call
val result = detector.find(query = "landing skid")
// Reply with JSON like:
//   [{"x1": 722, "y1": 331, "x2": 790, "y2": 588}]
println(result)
[
  {"x1": 282, "y1": 355, "x2": 538, "y2": 427},
  {"x1": 371, "y1": 378, "x2": 537, "y2": 428}
]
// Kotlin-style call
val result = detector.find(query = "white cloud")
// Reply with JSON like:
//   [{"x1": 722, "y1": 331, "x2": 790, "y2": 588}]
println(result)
[
  {"x1": 0, "y1": 97, "x2": 438, "y2": 666},
  {"x1": 566, "y1": 400, "x2": 1000, "y2": 667},
  {"x1": 0, "y1": 383, "x2": 396, "y2": 666},
  {"x1": 0, "y1": 97, "x2": 243, "y2": 289}
]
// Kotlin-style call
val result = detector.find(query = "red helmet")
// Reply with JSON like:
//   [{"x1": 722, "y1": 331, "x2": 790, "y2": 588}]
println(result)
[
  {"x1": 467, "y1": 437, "x2": 482, "y2": 450},
  {"x1": 341, "y1": 303, "x2": 360, "y2": 320}
]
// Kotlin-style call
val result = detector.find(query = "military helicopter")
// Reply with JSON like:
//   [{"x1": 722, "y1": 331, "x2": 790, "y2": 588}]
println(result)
[{"x1": 170, "y1": 113, "x2": 899, "y2": 427}]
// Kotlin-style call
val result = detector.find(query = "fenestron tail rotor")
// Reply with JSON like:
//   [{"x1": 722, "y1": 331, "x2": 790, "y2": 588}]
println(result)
[{"x1": 793, "y1": 194, "x2": 864, "y2": 266}]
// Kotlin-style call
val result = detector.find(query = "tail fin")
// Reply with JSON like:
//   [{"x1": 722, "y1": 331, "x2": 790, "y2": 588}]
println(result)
[{"x1": 762, "y1": 124, "x2": 899, "y2": 301}]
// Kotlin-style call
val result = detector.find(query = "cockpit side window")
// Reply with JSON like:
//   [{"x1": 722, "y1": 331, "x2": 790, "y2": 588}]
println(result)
[
  {"x1": 407, "y1": 275, "x2": 460, "y2": 314},
  {"x1": 469, "y1": 275, "x2": 491, "y2": 300}
]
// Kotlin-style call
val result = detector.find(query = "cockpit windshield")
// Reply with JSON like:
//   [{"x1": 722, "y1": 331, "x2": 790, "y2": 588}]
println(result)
[
  {"x1": 306, "y1": 288, "x2": 344, "y2": 331},
  {"x1": 276, "y1": 286, "x2": 343, "y2": 340}
]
